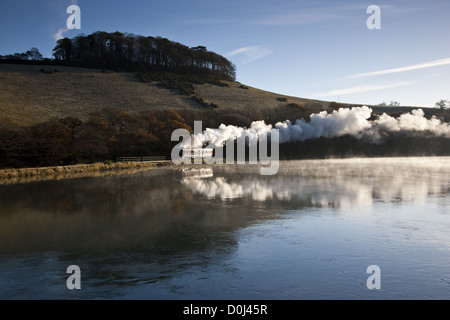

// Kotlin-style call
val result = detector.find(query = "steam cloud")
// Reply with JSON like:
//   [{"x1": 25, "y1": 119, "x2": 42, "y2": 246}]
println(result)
[{"x1": 182, "y1": 106, "x2": 450, "y2": 148}]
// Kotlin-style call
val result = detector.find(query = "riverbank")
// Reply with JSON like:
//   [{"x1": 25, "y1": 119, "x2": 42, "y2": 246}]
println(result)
[{"x1": 0, "y1": 161, "x2": 174, "y2": 184}]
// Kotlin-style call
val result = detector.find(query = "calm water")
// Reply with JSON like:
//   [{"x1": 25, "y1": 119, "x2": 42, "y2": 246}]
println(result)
[{"x1": 0, "y1": 158, "x2": 449, "y2": 300}]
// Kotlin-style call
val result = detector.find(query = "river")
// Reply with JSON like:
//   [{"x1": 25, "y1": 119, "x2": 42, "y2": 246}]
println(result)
[{"x1": 0, "y1": 157, "x2": 449, "y2": 299}]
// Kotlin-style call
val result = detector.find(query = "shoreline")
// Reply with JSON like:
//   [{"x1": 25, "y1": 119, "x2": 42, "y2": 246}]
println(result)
[
  {"x1": 0, "y1": 161, "x2": 176, "y2": 185},
  {"x1": 2, "y1": 155, "x2": 450, "y2": 185}
]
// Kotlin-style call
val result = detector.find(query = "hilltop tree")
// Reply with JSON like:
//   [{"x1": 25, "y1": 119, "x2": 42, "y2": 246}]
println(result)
[
  {"x1": 53, "y1": 38, "x2": 73, "y2": 61},
  {"x1": 25, "y1": 48, "x2": 43, "y2": 60}
]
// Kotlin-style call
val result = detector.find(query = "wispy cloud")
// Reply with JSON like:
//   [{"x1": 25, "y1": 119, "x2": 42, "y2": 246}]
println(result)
[
  {"x1": 180, "y1": 18, "x2": 234, "y2": 25},
  {"x1": 252, "y1": 12, "x2": 350, "y2": 26},
  {"x1": 249, "y1": 3, "x2": 447, "y2": 27},
  {"x1": 225, "y1": 46, "x2": 272, "y2": 65},
  {"x1": 348, "y1": 57, "x2": 450, "y2": 78},
  {"x1": 55, "y1": 27, "x2": 68, "y2": 41},
  {"x1": 314, "y1": 81, "x2": 416, "y2": 97},
  {"x1": 381, "y1": 3, "x2": 450, "y2": 17},
  {"x1": 250, "y1": 4, "x2": 365, "y2": 26}
]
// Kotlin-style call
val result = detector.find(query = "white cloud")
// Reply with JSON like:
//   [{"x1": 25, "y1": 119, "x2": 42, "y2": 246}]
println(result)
[
  {"x1": 54, "y1": 27, "x2": 68, "y2": 41},
  {"x1": 314, "y1": 81, "x2": 416, "y2": 97},
  {"x1": 348, "y1": 57, "x2": 450, "y2": 78},
  {"x1": 225, "y1": 46, "x2": 272, "y2": 65}
]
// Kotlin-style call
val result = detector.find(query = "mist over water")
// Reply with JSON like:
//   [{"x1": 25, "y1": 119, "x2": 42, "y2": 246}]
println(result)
[
  {"x1": 183, "y1": 157, "x2": 450, "y2": 206},
  {"x1": 182, "y1": 158, "x2": 450, "y2": 208},
  {"x1": 182, "y1": 173, "x2": 446, "y2": 206},
  {"x1": 183, "y1": 107, "x2": 450, "y2": 148}
]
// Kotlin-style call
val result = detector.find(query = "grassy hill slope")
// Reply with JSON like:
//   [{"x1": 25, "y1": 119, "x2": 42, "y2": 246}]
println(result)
[
  {"x1": 1, "y1": 63, "x2": 425, "y2": 127},
  {"x1": 0, "y1": 64, "x2": 199, "y2": 126}
]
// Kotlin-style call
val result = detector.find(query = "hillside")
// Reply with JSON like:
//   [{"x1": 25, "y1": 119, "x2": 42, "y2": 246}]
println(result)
[
  {"x1": 0, "y1": 63, "x2": 382, "y2": 127},
  {"x1": 0, "y1": 64, "x2": 201, "y2": 126}
]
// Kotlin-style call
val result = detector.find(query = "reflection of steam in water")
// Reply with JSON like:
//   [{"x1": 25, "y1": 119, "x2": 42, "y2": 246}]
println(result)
[
  {"x1": 182, "y1": 160, "x2": 450, "y2": 208},
  {"x1": 181, "y1": 168, "x2": 213, "y2": 179},
  {"x1": 182, "y1": 176, "x2": 373, "y2": 208}
]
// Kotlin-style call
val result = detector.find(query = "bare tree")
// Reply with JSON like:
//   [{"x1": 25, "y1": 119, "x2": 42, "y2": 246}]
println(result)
[
  {"x1": 26, "y1": 47, "x2": 43, "y2": 60},
  {"x1": 101, "y1": 107, "x2": 126, "y2": 132},
  {"x1": 435, "y1": 99, "x2": 449, "y2": 110}
]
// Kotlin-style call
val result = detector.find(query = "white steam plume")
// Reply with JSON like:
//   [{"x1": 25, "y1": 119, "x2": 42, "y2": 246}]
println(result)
[
  {"x1": 182, "y1": 106, "x2": 450, "y2": 148},
  {"x1": 181, "y1": 120, "x2": 273, "y2": 148}
]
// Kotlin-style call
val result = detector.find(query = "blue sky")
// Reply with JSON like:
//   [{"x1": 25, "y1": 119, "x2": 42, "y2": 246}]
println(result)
[{"x1": 1, "y1": 0, "x2": 449, "y2": 107}]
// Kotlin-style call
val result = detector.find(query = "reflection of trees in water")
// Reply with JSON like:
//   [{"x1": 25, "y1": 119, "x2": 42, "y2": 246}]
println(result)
[
  {"x1": 0, "y1": 169, "x2": 183, "y2": 216},
  {"x1": 0, "y1": 170, "x2": 236, "y2": 255}
]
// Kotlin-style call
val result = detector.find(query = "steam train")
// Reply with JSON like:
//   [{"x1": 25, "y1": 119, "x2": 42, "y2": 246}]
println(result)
[{"x1": 181, "y1": 148, "x2": 213, "y2": 160}]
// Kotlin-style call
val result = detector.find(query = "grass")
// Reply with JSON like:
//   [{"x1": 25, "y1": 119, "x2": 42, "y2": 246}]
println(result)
[
  {"x1": 0, "y1": 64, "x2": 197, "y2": 126},
  {"x1": 0, "y1": 63, "x2": 341, "y2": 127},
  {"x1": 286, "y1": 102, "x2": 303, "y2": 109},
  {"x1": 0, "y1": 160, "x2": 172, "y2": 183},
  {"x1": 137, "y1": 72, "x2": 196, "y2": 96},
  {"x1": 0, "y1": 63, "x2": 434, "y2": 127}
]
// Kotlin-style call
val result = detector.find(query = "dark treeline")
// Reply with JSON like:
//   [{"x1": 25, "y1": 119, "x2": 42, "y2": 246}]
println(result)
[
  {"x1": 0, "y1": 101, "x2": 329, "y2": 169},
  {"x1": 0, "y1": 47, "x2": 44, "y2": 61},
  {"x1": 2, "y1": 106, "x2": 450, "y2": 169},
  {"x1": 0, "y1": 108, "x2": 193, "y2": 169},
  {"x1": 278, "y1": 135, "x2": 450, "y2": 160},
  {"x1": 52, "y1": 31, "x2": 236, "y2": 80}
]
